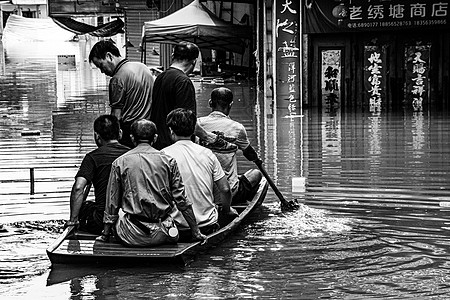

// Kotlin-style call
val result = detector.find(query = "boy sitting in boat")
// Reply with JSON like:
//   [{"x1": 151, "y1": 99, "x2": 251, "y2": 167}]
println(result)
[
  {"x1": 163, "y1": 108, "x2": 238, "y2": 241},
  {"x1": 198, "y1": 87, "x2": 263, "y2": 205},
  {"x1": 96, "y1": 119, "x2": 206, "y2": 246},
  {"x1": 65, "y1": 115, "x2": 130, "y2": 235}
]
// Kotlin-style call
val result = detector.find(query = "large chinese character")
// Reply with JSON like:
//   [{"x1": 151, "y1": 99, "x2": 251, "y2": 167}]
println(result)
[
  {"x1": 368, "y1": 5, "x2": 384, "y2": 19},
  {"x1": 349, "y1": 6, "x2": 363, "y2": 20},
  {"x1": 368, "y1": 52, "x2": 382, "y2": 64},
  {"x1": 369, "y1": 74, "x2": 381, "y2": 87},
  {"x1": 413, "y1": 63, "x2": 426, "y2": 74},
  {"x1": 281, "y1": 0, "x2": 297, "y2": 14},
  {"x1": 279, "y1": 40, "x2": 299, "y2": 58},
  {"x1": 368, "y1": 63, "x2": 382, "y2": 75},
  {"x1": 389, "y1": 4, "x2": 405, "y2": 19},
  {"x1": 410, "y1": 3, "x2": 426, "y2": 18},
  {"x1": 432, "y1": 3, "x2": 448, "y2": 17},
  {"x1": 413, "y1": 52, "x2": 425, "y2": 63},
  {"x1": 276, "y1": 19, "x2": 296, "y2": 37}
]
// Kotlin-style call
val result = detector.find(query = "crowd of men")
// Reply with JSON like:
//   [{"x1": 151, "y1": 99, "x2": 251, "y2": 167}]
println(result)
[{"x1": 65, "y1": 40, "x2": 262, "y2": 247}]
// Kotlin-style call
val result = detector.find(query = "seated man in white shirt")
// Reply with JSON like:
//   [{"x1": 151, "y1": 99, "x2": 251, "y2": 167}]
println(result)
[{"x1": 163, "y1": 108, "x2": 238, "y2": 241}]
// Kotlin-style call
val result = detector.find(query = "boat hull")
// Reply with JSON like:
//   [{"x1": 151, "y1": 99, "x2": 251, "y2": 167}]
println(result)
[{"x1": 47, "y1": 178, "x2": 268, "y2": 265}]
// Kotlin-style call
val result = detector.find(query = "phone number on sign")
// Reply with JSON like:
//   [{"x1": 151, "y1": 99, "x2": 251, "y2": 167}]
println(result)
[{"x1": 348, "y1": 19, "x2": 447, "y2": 28}]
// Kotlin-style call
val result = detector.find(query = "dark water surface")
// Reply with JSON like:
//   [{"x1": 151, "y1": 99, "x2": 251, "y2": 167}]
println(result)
[{"x1": 1, "y1": 41, "x2": 450, "y2": 299}]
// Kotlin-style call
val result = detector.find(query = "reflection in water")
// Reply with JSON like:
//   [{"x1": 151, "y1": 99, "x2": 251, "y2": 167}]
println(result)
[{"x1": 1, "y1": 40, "x2": 450, "y2": 299}]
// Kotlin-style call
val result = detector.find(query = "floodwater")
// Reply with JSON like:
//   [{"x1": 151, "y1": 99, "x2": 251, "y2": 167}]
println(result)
[{"x1": 1, "y1": 40, "x2": 450, "y2": 299}]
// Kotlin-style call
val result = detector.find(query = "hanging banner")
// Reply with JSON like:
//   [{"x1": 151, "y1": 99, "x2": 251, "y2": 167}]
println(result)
[
  {"x1": 405, "y1": 45, "x2": 430, "y2": 111},
  {"x1": 364, "y1": 45, "x2": 386, "y2": 114},
  {"x1": 321, "y1": 49, "x2": 341, "y2": 112},
  {"x1": 304, "y1": 1, "x2": 450, "y2": 33},
  {"x1": 275, "y1": 0, "x2": 300, "y2": 115}
]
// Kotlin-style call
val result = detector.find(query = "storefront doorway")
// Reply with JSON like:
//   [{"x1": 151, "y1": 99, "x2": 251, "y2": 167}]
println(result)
[{"x1": 309, "y1": 31, "x2": 449, "y2": 112}]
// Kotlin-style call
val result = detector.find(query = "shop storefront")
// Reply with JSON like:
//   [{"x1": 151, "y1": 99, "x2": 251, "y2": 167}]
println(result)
[{"x1": 304, "y1": 0, "x2": 450, "y2": 112}]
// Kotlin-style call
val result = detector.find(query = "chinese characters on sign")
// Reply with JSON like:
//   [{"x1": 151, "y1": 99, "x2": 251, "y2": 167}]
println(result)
[
  {"x1": 364, "y1": 46, "x2": 385, "y2": 114},
  {"x1": 346, "y1": 1, "x2": 449, "y2": 30},
  {"x1": 405, "y1": 45, "x2": 430, "y2": 111},
  {"x1": 321, "y1": 50, "x2": 341, "y2": 112},
  {"x1": 275, "y1": 0, "x2": 300, "y2": 115}
]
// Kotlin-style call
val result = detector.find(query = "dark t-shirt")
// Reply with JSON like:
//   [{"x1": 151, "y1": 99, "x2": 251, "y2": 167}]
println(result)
[
  {"x1": 150, "y1": 67, "x2": 196, "y2": 150},
  {"x1": 76, "y1": 142, "x2": 129, "y2": 212}
]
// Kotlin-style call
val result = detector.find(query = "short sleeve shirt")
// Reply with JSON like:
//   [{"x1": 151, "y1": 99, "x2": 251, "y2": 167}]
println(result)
[
  {"x1": 76, "y1": 142, "x2": 129, "y2": 212},
  {"x1": 150, "y1": 67, "x2": 196, "y2": 149},
  {"x1": 162, "y1": 140, "x2": 223, "y2": 228},
  {"x1": 109, "y1": 60, "x2": 154, "y2": 123},
  {"x1": 197, "y1": 111, "x2": 250, "y2": 191}
]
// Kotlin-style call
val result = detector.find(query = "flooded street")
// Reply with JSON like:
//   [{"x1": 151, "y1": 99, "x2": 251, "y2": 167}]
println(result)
[{"x1": 1, "y1": 40, "x2": 450, "y2": 299}]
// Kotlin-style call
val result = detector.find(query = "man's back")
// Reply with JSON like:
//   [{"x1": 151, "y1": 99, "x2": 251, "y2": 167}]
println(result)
[
  {"x1": 109, "y1": 143, "x2": 181, "y2": 221},
  {"x1": 150, "y1": 67, "x2": 196, "y2": 149},
  {"x1": 198, "y1": 111, "x2": 250, "y2": 191},
  {"x1": 109, "y1": 61, "x2": 154, "y2": 123},
  {"x1": 162, "y1": 140, "x2": 222, "y2": 228},
  {"x1": 76, "y1": 142, "x2": 129, "y2": 211}
]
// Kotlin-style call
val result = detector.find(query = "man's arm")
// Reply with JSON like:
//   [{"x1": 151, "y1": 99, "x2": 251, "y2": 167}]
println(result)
[
  {"x1": 194, "y1": 123, "x2": 216, "y2": 144},
  {"x1": 242, "y1": 145, "x2": 261, "y2": 163},
  {"x1": 96, "y1": 165, "x2": 121, "y2": 242},
  {"x1": 179, "y1": 205, "x2": 207, "y2": 242},
  {"x1": 65, "y1": 177, "x2": 90, "y2": 227}
]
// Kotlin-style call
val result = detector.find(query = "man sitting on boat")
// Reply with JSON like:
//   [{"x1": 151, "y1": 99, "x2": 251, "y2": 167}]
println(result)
[
  {"x1": 96, "y1": 119, "x2": 206, "y2": 246},
  {"x1": 162, "y1": 108, "x2": 238, "y2": 241},
  {"x1": 64, "y1": 115, "x2": 130, "y2": 235},
  {"x1": 198, "y1": 87, "x2": 263, "y2": 205}
]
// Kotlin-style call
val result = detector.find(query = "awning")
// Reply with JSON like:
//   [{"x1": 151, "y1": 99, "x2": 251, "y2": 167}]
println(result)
[{"x1": 52, "y1": 17, "x2": 124, "y2": 37}]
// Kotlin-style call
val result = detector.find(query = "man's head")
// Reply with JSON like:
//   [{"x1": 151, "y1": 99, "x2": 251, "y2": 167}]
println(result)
[
  {"x1": 172, "y1": 42, "x2": 199, "y2": 75},
  {"x1": 130, "y1": 119, "x2": 158, "y2": 146},
  {"x1": 93, "y1": 115, "x2": 121, "y2": 146},
  {"x1": 89, "y1": 40, "x2": 122, "y2": 77},
  {"x1": 210, "y1": 87, "x2": 233, "y2": 114},
  {"x1": 166, "y1": 108, "x2": 196, "y2": 139}
]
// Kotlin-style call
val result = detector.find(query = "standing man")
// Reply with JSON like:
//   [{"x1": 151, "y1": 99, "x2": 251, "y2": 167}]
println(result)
[
  {"x1": 150, "y1": 41, "x2": 236, "y2": 152},
  {"x1": 97, "y1": 119, "x2": 206, "y2": 246},
  {"x1": 65, "y1": 115, "x2": 130, "y2": 234},
  {"x1": 89, "y1": 40, "x2": 154, "y2": 148},
  {"x1": 198, "y1": 87, "x2": 262, "y2": 205},
  {"x1": 163, "y1": 108, "x2": 238, "y2": 240}
]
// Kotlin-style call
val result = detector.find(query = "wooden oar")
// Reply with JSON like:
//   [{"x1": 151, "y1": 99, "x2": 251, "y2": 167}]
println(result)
[{"x1": 254, "y1": 159, "x2": 299, "y2": 211}]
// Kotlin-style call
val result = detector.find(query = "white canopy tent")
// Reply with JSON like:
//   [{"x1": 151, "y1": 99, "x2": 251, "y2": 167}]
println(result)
[{"x1": 141, "y1": 0, "x2": 252, "y2": 63}]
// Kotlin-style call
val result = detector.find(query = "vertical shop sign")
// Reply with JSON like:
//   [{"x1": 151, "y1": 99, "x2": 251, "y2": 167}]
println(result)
[
  {"x1": 364, "y1": 46, "x2": 385, "y2": 114},
  {"x1": 321, "y1": 50, "x2": 341, "y2": 112},
  {"x1": 275, "y1": 0, "x2": 300, "y2": 115},
  {"x1": 405, "y1": 45, "x2": 430, "y2": 111}
]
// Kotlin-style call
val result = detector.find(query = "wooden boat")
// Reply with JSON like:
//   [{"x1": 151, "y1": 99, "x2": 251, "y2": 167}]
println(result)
[{"x1": 47, "y1": 178, "x2": 268, "y2": 265}]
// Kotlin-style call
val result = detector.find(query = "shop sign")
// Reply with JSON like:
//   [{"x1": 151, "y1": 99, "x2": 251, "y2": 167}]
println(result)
[
  {"x1": 275, "y1": 0, "x2": 300, "y2": 115},
  {"x1": 405, "y1": 45, "x2": 430, "y2": 111},
  {"x1": 321, "y1": 50, "x2": 341, "y2": 112},
  {"x1": 304, "y1": 1, "x2": 450, "y2": 33},
  {"x1": 346, "y1": 1, "x2": 449, "y2": 30},
  {"x1": 364, "y1": 46, "x2": 386, "y2": 114}
]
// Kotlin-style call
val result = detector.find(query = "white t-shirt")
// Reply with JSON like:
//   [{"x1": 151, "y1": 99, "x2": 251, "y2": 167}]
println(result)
[{"x1": 162, "y1": 140, "x2": 224, "y2": 228}]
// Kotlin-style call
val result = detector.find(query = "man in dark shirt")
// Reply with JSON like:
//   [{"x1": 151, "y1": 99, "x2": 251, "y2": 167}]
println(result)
[
  {"x1": 150, "y1": 41, "x2": 237, "y2": 152},
  {"x1": 64, "y1": 115, "x2": 129, "y2": 234}
]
